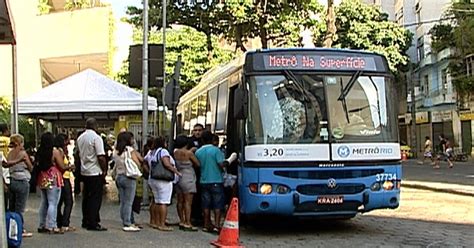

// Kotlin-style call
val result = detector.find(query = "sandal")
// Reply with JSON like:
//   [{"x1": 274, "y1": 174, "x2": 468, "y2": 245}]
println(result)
[
  {"x1": 148, "y1": 223, "x2": 159, "y2": 229},
  {"x1": 61, "y1": 226, "x2": 76, "y2": 232},
  {"x1": 181, "y1": 225, "x2": 198, "y2": 232},
  {"x1": 157, "y1": 226, "x2": 173, "y2": 231},
  {"x1": 202, "y1": 226, "x2": 219, "y2": 234},
  {"x1": 22, "y1": 230, "x2": 33, "y2": 237},
  {"x1": 47, "y1": 228, "x2": 64, "y2": 235}
]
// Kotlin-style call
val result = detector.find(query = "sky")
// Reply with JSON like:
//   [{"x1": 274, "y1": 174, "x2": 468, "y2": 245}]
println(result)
[{"x1": 102, "y1": 0, "x2": 141, "y2": 18}]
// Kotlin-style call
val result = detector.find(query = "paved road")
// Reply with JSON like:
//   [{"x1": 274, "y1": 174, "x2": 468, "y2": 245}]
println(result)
[
  {"x1": 19, "y1": 166, "x2": 474, "y2": 248},
  {"x1": 21, "y1": 187, "x2": 474, "y2": 247},
  {"x1": 402, "y1": 159, "x2": 474, "y2": 186}
]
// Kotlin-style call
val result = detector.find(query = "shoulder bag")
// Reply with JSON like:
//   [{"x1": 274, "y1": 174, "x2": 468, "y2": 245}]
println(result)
[
  {"x1": 150, "y1": 149, "x2": 174, "y2": 181},
  {"x1": 124, "y1": 147, "x2": 142, "y2": 179}
]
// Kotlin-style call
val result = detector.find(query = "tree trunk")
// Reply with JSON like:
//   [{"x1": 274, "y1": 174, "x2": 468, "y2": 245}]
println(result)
[
  {"x1": 258, "y1": 0, "x2": 268, "y2": 49},
  {"x1": 235, "y1": 25, "x2": 247, "y2": 52},
  {"x1": 323, "y1": 0, "x2": 336, "y2": 48},
  {"x1": 206, "y1": 32, "x2": 213, "y2": 60}
]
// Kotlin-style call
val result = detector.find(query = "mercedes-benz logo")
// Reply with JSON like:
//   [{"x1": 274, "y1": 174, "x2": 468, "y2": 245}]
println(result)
[{"x1": 327, "y1": 178, "x2": 337, "y2": 189}]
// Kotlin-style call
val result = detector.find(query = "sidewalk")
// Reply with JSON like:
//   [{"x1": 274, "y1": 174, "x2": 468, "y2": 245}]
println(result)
[{"x1": 402, "y1": 158, "x2": 474, "y2": 196}]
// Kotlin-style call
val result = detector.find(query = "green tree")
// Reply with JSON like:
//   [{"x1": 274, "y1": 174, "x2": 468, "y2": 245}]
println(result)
[
  {"x1": 126, "y1": 0, "x2": 324, "y2": 52},
  {"x1": 314, "y1": 0, "x2": 412, "y2": 72},
  {"x1": 430, "y1": 2, "x2": 474, "y2": 98},
  {"x1": 113, "y1": 26, "x2": 234, "y2": 96},
  {"x1": 0, "y1": 98, "x2": 37, "y2": 150}
]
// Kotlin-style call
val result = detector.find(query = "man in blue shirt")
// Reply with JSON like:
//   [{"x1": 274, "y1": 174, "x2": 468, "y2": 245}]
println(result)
[{"x1": 195, "y1": 131, "x2": 229, "y2": 233}]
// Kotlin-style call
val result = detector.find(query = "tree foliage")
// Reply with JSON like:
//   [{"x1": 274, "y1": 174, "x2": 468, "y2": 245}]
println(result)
[
  {"x1": 126, "y1": 0, "x2": 324, "y2": 52},
  {"x1": 313, "y1": 0, "x2": 412, "y2": 72},
  {"x1": 430, "y1": 2, "x2": 474, "y2": 97},
  {"x1": 113, "y1": 26, "x2": 234, "y2": 96},
  {"x1": 0, "y1": 98, "x2": 37, "y2": 149}
]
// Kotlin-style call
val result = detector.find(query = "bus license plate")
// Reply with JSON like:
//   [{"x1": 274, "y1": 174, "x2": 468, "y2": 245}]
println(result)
[{"x1": 317, "y1": 195, "x2": 344, "y2": 204}]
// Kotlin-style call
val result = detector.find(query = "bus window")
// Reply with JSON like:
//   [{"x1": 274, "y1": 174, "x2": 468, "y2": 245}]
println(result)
[
  {"x1": 207, "y1": 87, "x2": 218, "y2": 131},
  {"x1": 198, "y1": 93, "x2": 207, "y2": 127},
  {"x1": 216, "y1": 81, "x2": 228, "y2": 132},
  {"x1": 183, "y1": 102, "x2": 191, "y2": 132},
  {"x1": 247, "y1": 74, "x2": 327, "y2": 144},
  {"x1": 326, "y1": 75, "x2": 397, "y2": 142},
  {"x1": 190, "y1": 98, "x2": 199, "y2": 128}
]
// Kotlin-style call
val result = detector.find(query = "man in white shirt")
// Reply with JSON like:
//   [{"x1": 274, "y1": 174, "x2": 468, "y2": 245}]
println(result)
[{"x1": 77, "y1": 118, "x2": 107, "y2": 231}]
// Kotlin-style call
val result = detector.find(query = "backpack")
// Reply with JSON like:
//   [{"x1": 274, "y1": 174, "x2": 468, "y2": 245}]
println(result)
[{"x1": 6, "y1": 211, "x2": 23, "y2": 248}]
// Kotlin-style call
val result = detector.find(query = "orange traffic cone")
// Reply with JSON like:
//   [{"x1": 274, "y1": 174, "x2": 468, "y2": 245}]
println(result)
[
  {"x1": 211, "y1": 198, "x2": 244, "y2": 248},
  {"x1": 401, "y1": 151, "x2": 407, "y2": 161}
]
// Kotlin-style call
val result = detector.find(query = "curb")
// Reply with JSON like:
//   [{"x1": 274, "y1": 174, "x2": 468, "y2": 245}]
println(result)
[{"x1": 402, "y1": 182, "x2": 474, "y2": 197}]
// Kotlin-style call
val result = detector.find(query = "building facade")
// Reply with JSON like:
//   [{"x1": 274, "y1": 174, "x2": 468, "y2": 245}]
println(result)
[
  {"x1": 393, "y1": 0, "x2": 473, "y2": 156},
  {"x1": 0, "y1": 0, "x2": 113, "y2": 99}
]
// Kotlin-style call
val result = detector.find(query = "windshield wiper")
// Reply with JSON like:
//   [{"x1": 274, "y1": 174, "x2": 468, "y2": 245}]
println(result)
[
  {"x1": 337, "y1": 70, "x2": 362, "y2": 101},
  {"x1": 337, "y1": 71, "x2": 362, "y2": 123},
  {"x1": 282, "y1": 70, "x2": 306, "y2": 100},
  {"x1": 339, "y1": 78, "x2": 350, "y2": 123}
]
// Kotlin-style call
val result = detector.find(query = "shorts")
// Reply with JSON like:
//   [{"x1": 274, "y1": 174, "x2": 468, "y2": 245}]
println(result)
[
  {"x1": 201, "y1": 183, "x2": 225, "y2": 210},
  {"x1": 148, "y1": 179, "x2": 173, "y2": 204},
  {"x1": 424, "y1": 151, "x2": 432, "y2": 158}
]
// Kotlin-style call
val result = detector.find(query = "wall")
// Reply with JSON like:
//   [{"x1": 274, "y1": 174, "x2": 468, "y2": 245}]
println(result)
[{"x1": 0, "y1": 1, "x2": 111, "y2": 99}]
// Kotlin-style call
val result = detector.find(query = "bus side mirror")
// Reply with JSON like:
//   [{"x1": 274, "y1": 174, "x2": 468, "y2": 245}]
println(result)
[{"x1": 234, "y1": 87, "x2": 248, "y2": 119}]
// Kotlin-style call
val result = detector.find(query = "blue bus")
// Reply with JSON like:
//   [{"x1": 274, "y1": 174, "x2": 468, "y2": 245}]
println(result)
[{"x1": 177, "y1": 48, "x2": 401, "y2": 218}]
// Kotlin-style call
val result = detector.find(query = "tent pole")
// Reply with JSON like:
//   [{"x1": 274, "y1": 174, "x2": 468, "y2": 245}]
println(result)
[{"x1": 11, "y1": 43, "x2": 18, "y2": 133}]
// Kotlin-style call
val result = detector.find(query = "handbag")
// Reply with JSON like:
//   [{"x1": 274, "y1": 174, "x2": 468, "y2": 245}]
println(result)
[
  {"x1": 150, "y1": 149, "x2": 174, "y2": 181},
  {"x1": 124, "y1": 147, "x2": 142, "y2": 179}
]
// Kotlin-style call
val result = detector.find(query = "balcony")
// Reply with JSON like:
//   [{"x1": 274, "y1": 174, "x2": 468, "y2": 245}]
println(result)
[
  {"x1": 436, "y1": 47, "x2": 453, "y2": 62},
  {"x1": 419, "y1": 54, "x2": 435, "y2": 68}
]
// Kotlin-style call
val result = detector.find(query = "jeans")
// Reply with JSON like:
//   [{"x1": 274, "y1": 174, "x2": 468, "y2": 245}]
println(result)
[
  {"x1": 9, "y1": 179, "x2": 30, "y2": 215},
  {"x1": 39, "y1": 186, "x2": 61, "y2": 229},
  {"x1": 82, "y1": 175, "x2": 104, "y2": 228},
  {"x1": 116, "y1": 174, "x2": 136, "y2": 226},
  {"x1": 57, "y1": 179, "x2": 73, "y2": 228}
]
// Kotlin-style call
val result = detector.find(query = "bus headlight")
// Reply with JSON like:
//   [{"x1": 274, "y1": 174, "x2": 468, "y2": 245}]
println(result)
[
  {"x1": 276, "y1": 184, "x2": 290, "y2": 194},
  {"x1": 249, "y1": 183, "x2": 258, "y2": 193},
  {"x1": 382, "y1": 181, "x2": 394, "y2": 190},
  {"x1": 370, "y1": 182, "x2": 381, "y2": 191},
  {"x1": 260, "y1": 184, "x2": 272, "y2": 194}
]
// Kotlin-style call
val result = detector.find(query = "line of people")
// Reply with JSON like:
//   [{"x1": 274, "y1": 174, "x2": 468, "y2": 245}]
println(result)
[
  {"x1": 112, "y1": 123, "x2": 237, "y2": 233},
  {"x1": 2, "y1": 119, "x2": 238, "y2": 237}
]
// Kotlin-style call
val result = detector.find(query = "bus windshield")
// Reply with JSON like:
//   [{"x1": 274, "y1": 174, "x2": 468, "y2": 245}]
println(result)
[
  {"x1": 247, "y1": 74, "x2": 328, "y2": 144},
  {"x1": 246, "y1": 73, "x2": 398, "y2": 145}
]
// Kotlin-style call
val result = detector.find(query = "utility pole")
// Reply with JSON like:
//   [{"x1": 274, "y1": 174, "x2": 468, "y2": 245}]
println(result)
[
  {"x1": 409, "y1": 63, "x2": 417, "y2": 158},
  {"x1": 161, "y1": 0, "x2": 167, "y2": 136},
  {"x1": 141, "y1": 0, "x2": 149, "y2": 151},
  {"x1": 168, "y1": 56, "x2": 182, "y2": 149}
]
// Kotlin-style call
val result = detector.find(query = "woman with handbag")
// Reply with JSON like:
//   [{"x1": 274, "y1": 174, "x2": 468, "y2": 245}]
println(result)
[
  {"x1": 145, "y1": 136, "x2": 181, "y2": 231},
  {"x1": 112, "y1": 132, "x2": 144, "y2": 232},
  {"x1": 36, "y1": 132, "x2": 71, "y2": 234}
]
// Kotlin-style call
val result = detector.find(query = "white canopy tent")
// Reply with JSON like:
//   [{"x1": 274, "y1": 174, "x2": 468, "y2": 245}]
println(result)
[{"x1": 19, "y1": 68, "x2": 157, "y2": 114}]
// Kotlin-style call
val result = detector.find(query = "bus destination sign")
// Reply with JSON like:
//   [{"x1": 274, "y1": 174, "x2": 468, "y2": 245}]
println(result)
[{"x1": 262, "y1": 54, "x2": 378, "y2": 71}]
